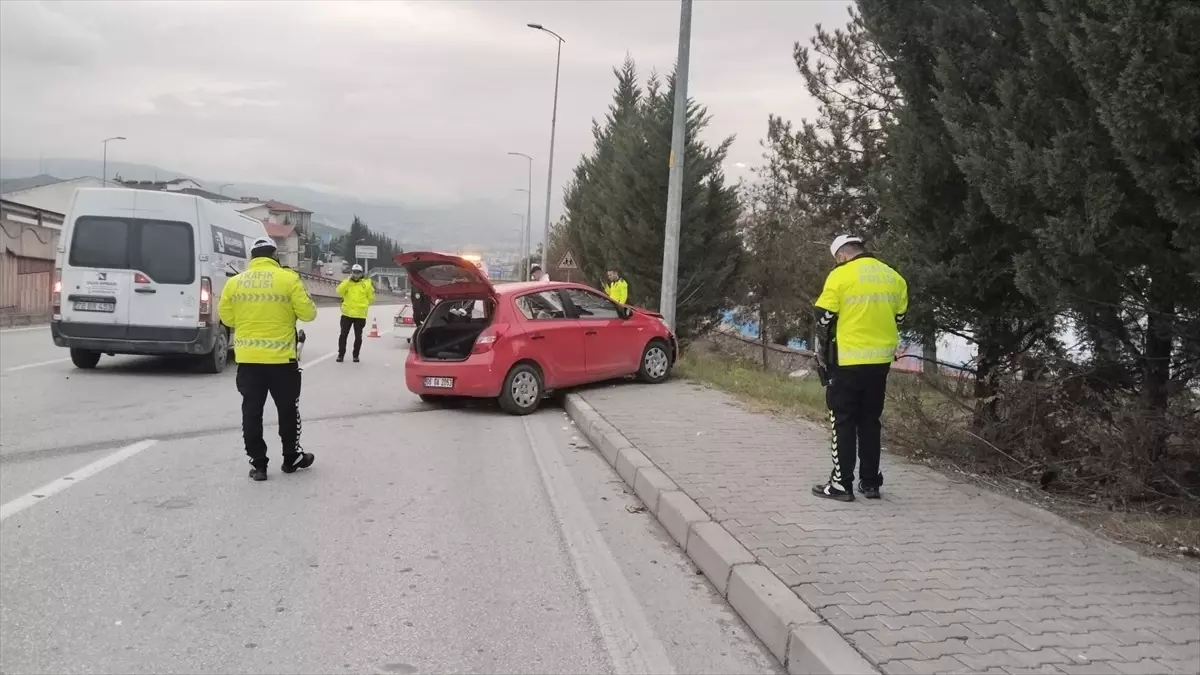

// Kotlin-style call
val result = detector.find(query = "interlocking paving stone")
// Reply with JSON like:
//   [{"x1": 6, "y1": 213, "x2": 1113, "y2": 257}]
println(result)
[{"x1": 581, "y1": 381, "x2": 1200, "y2": 674}]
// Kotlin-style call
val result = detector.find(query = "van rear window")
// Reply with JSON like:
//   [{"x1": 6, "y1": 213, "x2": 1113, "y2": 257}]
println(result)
[
  {"x1": 68, "y1": 216, "x2": 195, "y2": 284},
  {"x1": 69, "y1": 217, "x2": 129, "y2": 269}
]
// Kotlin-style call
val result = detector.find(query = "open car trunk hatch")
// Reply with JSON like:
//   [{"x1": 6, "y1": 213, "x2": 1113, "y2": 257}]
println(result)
[
  {"x1": 395, "y1": 251, "x2": 494, "y2": 301},
  {"x1": 413, "y1": 298, "x2": 493, "y2": 362}
]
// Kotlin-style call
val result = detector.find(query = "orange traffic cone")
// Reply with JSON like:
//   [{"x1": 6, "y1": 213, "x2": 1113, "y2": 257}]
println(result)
[{"x1": 367, "y1": 318, "x2": 381, "y2": 338}]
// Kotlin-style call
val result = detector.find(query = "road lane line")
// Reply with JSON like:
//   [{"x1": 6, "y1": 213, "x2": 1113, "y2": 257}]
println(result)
[
  {"x1": 4, "y1": 357, "x2": 71, "y2": 373},
  {"x1": 522, "y1": 417, "x2": 676, "y2": 675},
  {"x1": 0, "y1": 325, "x2": 49, "y2": 333},
  {"x1": 301, "y1": 329, "x2": 392, "y2": 368},
  {"x1": 0, "y1": 439, "x2": 159, "y2": 522}
]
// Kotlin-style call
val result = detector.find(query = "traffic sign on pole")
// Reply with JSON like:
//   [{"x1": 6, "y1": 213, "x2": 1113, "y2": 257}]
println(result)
[
  {"x1": 557, "y1": 250, "x2": 578, "y2": 270},
  {"x1": 354, "y1": 245, "x2": 378, "y2": 260}
]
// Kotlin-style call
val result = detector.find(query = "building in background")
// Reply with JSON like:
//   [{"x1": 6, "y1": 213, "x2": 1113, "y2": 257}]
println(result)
[{"x1": 0, "y1": 200, "x2": 62, "y2": 323}]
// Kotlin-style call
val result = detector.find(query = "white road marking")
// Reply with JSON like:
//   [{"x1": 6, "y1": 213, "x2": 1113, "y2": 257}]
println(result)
[
  {"x1": 4, "y1": 357, "x2": 71, "y2": 373},
  {"x1": 522, "y1": 417, "x2": 676, "y2": 675},
  {"x1": 0, "y1": 325, "x2": 49, "y2": 333},
  {"x1": 0, "y1": 439, "x2": 159, "y2": 522}
]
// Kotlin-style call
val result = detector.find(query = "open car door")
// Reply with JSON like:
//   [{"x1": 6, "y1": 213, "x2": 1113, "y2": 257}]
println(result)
[{"x1": 394, "y1": 252, "x2": 496, "y2": 301}]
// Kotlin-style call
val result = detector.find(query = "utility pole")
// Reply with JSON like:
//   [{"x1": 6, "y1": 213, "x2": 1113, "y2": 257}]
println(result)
[
  {"x1": 659, "y1": 0, "x2": 692, "y2": 332},
  {"x1": 101, "y1": 136, "x2": 126, "y2": 188},
  {"x1": 508, "y1": 152, "x2": 534, "y2": 280},
  {"x1": 528, "y1": 23, "x2": 565, "y2": 274}
]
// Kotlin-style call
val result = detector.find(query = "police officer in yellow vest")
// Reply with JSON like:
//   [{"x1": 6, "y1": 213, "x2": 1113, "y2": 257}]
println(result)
[
  {"x1": 336, "y1": 264, "x2": 375, "y2": 363},
  {"x1": 605, "y1": 267, "x2": 629, "y2": 304},
  {"x1": 812, "y1": 235, "x2": 908, "y2": 502},
  {"x1": 219, "y1": 238, "x2": 318, "y2": 482}
]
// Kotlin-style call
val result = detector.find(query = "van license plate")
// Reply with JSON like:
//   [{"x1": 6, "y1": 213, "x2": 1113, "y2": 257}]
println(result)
[
  {"x1": 424, "y1": 377, "x2": 454, "y2": 389},
  {"x1": 74, "y1": 301, "x2": 115, "y2": 313}
]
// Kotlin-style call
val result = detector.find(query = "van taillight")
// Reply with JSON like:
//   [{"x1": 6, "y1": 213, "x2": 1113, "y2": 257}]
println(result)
[
  {"x1": 472, "y1": 323, "x2": 509, "y2": 355},
  {"x1": 134, "y1": 272, "x2": 151, "y2": 284},
  {"x1": 52, "y1": 270, "x2": 62, "y2": 315},
  {"x1": 199, "y1": 277, "x2": 213, "y2": 321}
]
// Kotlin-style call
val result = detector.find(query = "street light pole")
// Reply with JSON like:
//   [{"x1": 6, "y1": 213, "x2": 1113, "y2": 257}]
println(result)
[
  {"x1": 659, "y1": 0, "x2": 692, "y2": 332},
  {"x1": 527, "y1": 23, "x2": 564, "y2": 274},
  {"x1": 507, "y1": 152, "x2": 534, "y2": 280},
  {"x1": 101, "y1": 136, "x2": 127, "y2": 188},
  {"x1": 218, "y1": 183, "x2": 234, "y2": 196}
]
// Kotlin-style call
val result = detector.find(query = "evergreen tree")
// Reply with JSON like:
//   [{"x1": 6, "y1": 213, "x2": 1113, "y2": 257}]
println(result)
[
  {"x1": 857, "y1": 0, "x2": 1051, "y2": 423},
  {"x1": 925, "y1": 0, "x2": 1200, "y2": 422},
  {"x1": 563, "y1": 59, "x2": 743, "y2": 339}
]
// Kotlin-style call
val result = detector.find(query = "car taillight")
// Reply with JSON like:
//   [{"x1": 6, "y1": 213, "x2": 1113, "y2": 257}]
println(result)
[
  {"x1": 51, "y1": 270, "x2": 62, "y2": 315},
  {"x1": 472, "y1": 323, "x2": 509, "y2": 354},
  {"x1": 199, "y1": 277, "x2": 213, "y2": 322}
]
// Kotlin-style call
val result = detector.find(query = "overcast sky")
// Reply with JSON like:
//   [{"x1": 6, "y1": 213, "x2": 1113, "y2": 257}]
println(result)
[{"x1": 1, "y1": 0, "x2": 851, "y2": 216}]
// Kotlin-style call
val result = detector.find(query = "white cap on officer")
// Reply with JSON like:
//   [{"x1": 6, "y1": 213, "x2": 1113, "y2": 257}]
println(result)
[
  {"x1": 251, "y1": 237, "x2": 277, "y2": 254},
  {"x1": 351, "y1": 264, "x2": 364, "y2": 272},
  {"x1": 829, "y1": 235, "x2": 864, "y2": 258}
]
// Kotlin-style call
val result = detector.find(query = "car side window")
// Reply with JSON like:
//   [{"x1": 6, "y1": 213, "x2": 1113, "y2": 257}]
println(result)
[
  {"x1": 516, "y1": 291, "x2": 567, "y2": 321},
  {"x1": 564, "y1": 288, "x2": 621, "y2": 320}
]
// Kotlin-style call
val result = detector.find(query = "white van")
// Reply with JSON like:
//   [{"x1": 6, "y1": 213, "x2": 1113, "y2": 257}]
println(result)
[{"x1": 50, "y1": 188, "x2": 270, "y2": 373}]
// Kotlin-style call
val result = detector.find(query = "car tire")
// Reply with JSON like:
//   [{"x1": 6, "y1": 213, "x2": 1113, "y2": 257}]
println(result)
[
  {"x1": 199, "y1": 330, "x2": 229, "y2": 374},
  {"x1": 70, "y1": 348, "x2": 101, "y2": 370},
  {"x1": 499, "y1": 363, "x2": 543, "y2": 415},
  {"x1": 637, "y1": 339, "x2": 672, "y2": 384}
]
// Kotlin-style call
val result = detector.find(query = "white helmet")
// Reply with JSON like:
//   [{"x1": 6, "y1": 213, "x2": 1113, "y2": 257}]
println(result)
[
  {"x1": 351, "y1": 264, "x2": 364, "y2": 272},
  {"x1": 251, "y1": 237, "x2": 277, "y2": 254},
  {"x1": 829, "y1": 234, "x2": 864, "y2": 258}
]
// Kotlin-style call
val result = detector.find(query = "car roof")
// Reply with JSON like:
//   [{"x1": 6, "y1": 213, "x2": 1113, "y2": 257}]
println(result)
[{"x1": 493, "y1": 281, "x2": 592, "y2": 297}]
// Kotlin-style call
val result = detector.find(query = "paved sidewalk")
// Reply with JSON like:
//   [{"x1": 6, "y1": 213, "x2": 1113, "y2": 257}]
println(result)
[{"x1": 580, "y1": 380, "x2": 1200, "y2": 675}]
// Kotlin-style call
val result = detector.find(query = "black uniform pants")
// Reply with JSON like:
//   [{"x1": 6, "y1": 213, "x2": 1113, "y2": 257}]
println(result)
[
  {"x1": 826, "y1": 363, "x2": 891, "y2": 492},
  {"x1": 338, "y1": 316, "x2": 366, "y2": 358},
  {"x1": 237, "y1": 362, "x2": 302, "y2": 468}
]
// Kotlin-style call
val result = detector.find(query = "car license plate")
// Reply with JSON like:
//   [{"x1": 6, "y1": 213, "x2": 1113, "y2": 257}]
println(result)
[
  {"x1": 424, "y1": 377, "x2": 454, "y2": 389},
  {"x1": 74, "y1": 301, "x2": 115, "y2": 313}
]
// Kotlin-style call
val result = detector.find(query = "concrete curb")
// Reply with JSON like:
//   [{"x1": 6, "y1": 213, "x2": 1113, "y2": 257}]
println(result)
[{"x1": 564, "y1": 393, "x2": 879, "y2": 675}]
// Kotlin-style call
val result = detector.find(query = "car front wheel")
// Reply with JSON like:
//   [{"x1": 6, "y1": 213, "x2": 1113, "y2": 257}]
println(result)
[
  {"x1": 637, "y1": 339, "x2": 672, "y2": 384},
  {"x1": 499, "y1": 363, "x2": 543, "y2": 415}
]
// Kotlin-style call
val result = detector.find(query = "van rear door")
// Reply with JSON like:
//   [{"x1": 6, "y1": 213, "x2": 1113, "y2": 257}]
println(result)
[
  {"x1": 126, "y1": 218, "x2": 198, "y2": 339},
  {"x1": 62, "y1": 216, "x2": 200, "y2": 341},
  {"x1": 62, "y1": 217, "x2": 133, "y2": 330}
]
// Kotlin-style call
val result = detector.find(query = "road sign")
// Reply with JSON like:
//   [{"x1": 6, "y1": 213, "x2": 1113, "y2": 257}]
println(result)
[
  {"x1": 557, "y1": 250, "x2": 578, "y2": 270},
  {"x1": 355, "y1": 245, "x2": 378, "y2": 260}
]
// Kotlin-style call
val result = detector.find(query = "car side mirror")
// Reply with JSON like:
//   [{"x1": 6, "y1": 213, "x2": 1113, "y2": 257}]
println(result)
[{"x1": 619, "y1": 306, "x2": 632, "y2": 320}]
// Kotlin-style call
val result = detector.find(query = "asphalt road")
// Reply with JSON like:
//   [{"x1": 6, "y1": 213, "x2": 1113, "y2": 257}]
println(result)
[{"x1": 0, "y1": 307, "x2": 780, "y2": 675}]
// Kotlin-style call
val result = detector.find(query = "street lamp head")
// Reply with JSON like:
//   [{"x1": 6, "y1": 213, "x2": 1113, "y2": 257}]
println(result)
[{"x1": 527, "y1": 22, "x2": 543, "y2": 29}]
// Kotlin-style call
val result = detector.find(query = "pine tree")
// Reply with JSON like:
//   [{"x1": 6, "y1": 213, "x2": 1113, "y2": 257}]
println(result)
[
  {"x1": 857, "y1": 0, "x2": 1051, "y2": 423},
  {"x1": 562, "y1": 59, "x2": 743, "y2": 339}
]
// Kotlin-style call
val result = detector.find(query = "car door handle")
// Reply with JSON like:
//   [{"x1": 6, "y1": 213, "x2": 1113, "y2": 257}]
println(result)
[
  {"x1": 585, "y1": 330, "x2": 598, "y2": 336},
  {"x1": 134, "y1": 287, "x2": 157, "y2": 294},
  {"x1": 530, "y1": 334, "x2": 546, "y2": 341}
]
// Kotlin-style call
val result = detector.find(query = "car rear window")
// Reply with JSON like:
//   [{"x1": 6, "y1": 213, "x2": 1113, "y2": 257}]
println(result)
[
  {"x1": 69, "y1": 217, "x2": 129, "y2": 269},
  {"x1": 417, "y1": 263, "x2": 480, "y2": 287},
  {"x1": 68, "y1": 216, "x2": 195, "y2": 284}
]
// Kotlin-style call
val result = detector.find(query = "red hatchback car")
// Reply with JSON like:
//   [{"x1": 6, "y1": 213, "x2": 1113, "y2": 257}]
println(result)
[{"x1": 396, "y1": 252, "x2": 678, "y2": 415}]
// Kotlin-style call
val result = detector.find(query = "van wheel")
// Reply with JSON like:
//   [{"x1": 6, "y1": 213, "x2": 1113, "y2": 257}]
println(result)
[
  {"x1": 70, "y1": 349, "x2": 101, "y2": 369},
  {"x1": 637, "y1": 339, "x2": 672, "y2": 383},
  {"x1": 200, "y1": 330, "x2": 229, "y2": 374},
  {"x1": 499, "y1": 364, "x2": 543, "y2": 415}
]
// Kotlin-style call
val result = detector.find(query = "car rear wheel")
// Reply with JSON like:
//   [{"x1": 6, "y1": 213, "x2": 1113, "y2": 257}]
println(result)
[
  {"x1": 70, "y1": 348, "x2": 101, "y2": 370},
  {"x1": 199, "y1": 330, "x2": 229, "y2": 374},
  {"x1": 499, "y1": 364, "x2": 543, "y2": 415},
  {"x1": 637, "y1": 339, "x2": 672, "y2": 384}
]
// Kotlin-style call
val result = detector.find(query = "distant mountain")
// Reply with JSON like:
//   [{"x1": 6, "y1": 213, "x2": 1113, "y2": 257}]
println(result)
[{"x1": 0, "y1": 157, "x2": 517, "y2": 252}]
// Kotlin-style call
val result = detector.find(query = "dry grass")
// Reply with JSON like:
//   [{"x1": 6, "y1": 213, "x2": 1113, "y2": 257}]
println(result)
[{"x1": 676, "y1": 342, "x2": 1200, "y2": 563}]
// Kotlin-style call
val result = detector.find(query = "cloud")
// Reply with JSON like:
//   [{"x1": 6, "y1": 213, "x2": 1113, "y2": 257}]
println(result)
[{"x1": 1, "y1": 0, "x2": 852, "y2": 219}]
